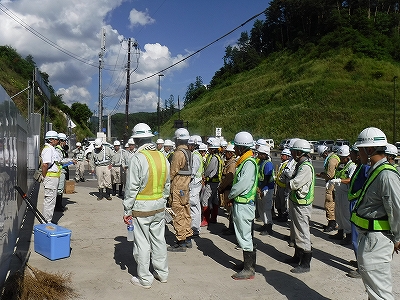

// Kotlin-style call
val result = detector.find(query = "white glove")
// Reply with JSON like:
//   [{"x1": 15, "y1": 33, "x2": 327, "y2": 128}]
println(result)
[
  {"x1": 262, "y1": 189, "x2": 268, "y2": 197},
  {"x1": 325, "y1": 181, "x2": 331, "y2": 189},
  {"x1": 331, "y1": 178, "x2": 341, "y2": 186}
]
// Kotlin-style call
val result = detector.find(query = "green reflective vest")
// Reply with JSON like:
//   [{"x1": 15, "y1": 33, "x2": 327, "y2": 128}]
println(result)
[
  {"x1": 289, "y1": 161, "x2": 315, "y2": 205},
  {"x1": 350, "y1": 163, "x2": 398, "y2": 231},
  {"x1": 233, "y1": 157, "x2": 259, "y2": 204},
  {"x1": 348, "y1": 164, "x2": 363, "y2": 201},
  {"x1": 335, "y1": 160, "x2": 355, "y2": 180},
  {"x1": 136, "y1": 150, "x2": 167, "y2": 200}
]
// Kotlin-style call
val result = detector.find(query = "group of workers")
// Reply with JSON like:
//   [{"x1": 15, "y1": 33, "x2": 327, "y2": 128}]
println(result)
[{"x1": 40, "y1": 124, "x2": 400, "y2": 299}]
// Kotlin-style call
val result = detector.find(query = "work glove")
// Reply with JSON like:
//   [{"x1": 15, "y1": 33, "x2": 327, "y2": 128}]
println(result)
[
  {"x1": 330, "y1": 178, "x2": 341, "y2": 186},
  {"x1": 262, "y1": 189, "x2": 268, "y2": 197}
]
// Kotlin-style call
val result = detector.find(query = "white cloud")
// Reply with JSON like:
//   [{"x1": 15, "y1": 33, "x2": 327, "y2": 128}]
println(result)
[
  {"x1": 57, "y1": 85, "x2": 91, "y2": 106},
  {"x1": 129, "y1": 8, "x2": 155, "y2": 27},
  {"x1": 0, "y1": 0, "x2": 189, "y2": 113}
]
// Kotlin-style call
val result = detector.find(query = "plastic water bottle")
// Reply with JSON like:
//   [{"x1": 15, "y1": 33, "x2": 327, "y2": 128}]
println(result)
[{"x1": 127, "y1": 219, "x2": 134, "y2": 242}]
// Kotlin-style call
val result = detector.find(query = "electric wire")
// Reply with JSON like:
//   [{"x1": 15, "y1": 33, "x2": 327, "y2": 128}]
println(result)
[
  {"x1": 130, "y1": 9, "x2": 267, "y2": 85},
  {"x1": 0, "y1": 3, "x2": 123, "y2": 70}
]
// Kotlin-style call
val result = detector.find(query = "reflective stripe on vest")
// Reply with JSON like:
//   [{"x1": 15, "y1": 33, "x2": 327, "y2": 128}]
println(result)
[
  {"x1": 259, "y1": 159, "x2": 274, "y2": 184},
  {"x1": 289, "y1": 161, "x2": 315, "y2": 205},
  {"x1": 233, "y1": 157, "x2": 259, "y2": 204},
  {"x1": 335, "y1": 160, "x2": 355, "y2": 180},
  {"x1": 350, "y1": 163, "x2": 398, "y2": 231},
  {"x1": 275, "y1": 160, "x2": 288, "y2": 188},
  {"x1": 193, "y1": 151, "x2": 204, "y2": 179},
  {"x1": 348, "y1": 164, "x2": 363, "y2": 201},
  {"x1": 46, "y1": 171, "x2": 61, "y2": 178},
  {"x1": 324, "y1": 153, "x2": 340, "y2": 171},
  {"x1": 136, "y1": 150, "x2": 167, "y2": 200},
  {"x1": 210, "y1": 154, "x2": 224, "y2": 183}
]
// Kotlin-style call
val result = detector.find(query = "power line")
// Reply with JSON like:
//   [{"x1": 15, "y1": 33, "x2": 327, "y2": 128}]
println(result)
[
  {"x1": 130, "y1": 9, "x2": 267, "y2": 85},
  {"x1": 0, "y1": 3, "x2": 123, "y2": 71}
]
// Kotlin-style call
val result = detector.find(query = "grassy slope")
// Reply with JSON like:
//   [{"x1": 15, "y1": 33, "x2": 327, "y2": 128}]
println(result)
[{"x1": 161, "y1": 48, "x2": 400, "y2": 144}]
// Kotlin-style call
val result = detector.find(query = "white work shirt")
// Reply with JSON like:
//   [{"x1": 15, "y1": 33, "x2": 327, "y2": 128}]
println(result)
[{"x1": 41, "y1": 143, "x2": 59, "y2": 172}]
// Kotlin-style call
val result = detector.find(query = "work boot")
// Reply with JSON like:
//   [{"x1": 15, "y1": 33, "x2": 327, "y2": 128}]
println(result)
[
  {"x1": 222, "y1": 214, "x2": 235, "y2": 235},
  {"x1": 346, "y1": 269, "x2": 362, "y2": 279},
  {"x1": 271, "y1": 209, "x2": 278, "y2": 220},
  {"x1": 340, "y1": 233, "x2": 352, "y2": 245},
  {"x1": 105, "y1": 188, "x2": 112, "y2": 201},
  {"x1": 97, "y1": 188, "x2": 104, "y2": 201},
  {"x1": 323, "y1": 220, "x2": 337, "y2": 232},
  {"x1": 285, "y1": 246, "x2": 302, "y2": 264},
  {"x1": 55, "y1": 194, "x2": 66, "y2": 212},
  {"x1": 209, "y1": 205, "x2": 219, "y2": 223},
  {"x1": 329, "y1": 229, "x2": 344, "y2": 240},
  {"x1": 260, "y1": 223, "x2": 273, "y2": 236},
  {"x1": 232, "y1": 250, "x2": 256, "y2": 280},
  {"x1": 200, "y1": 207, "x2": 209, "y2": 227},
  {"x1": 185, "y1": 237, "x2": 192, "y2": 248},
  {"x1": 112, "y1": 184, "x2": 117, "y2": 196},
  {"x1": 167, "y1": 240, "x2": 187, "y2": 252},
  {"x1": 290, "y1": 250, "x2": 312, "y2": 273}
]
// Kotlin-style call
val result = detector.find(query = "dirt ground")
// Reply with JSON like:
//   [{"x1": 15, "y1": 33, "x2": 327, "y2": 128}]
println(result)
[{"x1": 19, "y1": 181, "x2": 400, "y2": 300}]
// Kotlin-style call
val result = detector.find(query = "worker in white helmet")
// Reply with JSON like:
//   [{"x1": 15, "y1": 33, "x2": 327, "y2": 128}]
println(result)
[
  {"x1": 123, "y1": 123, "x2": 170, "y2": 288},
  {"x1": 385, "y1": 143, "x2": 400, "y2": 172},
  {"x1": 351, "y1": 127, "x2": 400, "y2": 300},
  {"x1": 274, "y1": 148, "x2": 292, "y2": 222},
  {"x1": 111, "y1": 140, "x2": 126, "y2": 197},
  {"x1": 328, "y1": 145, "x2": 356, "y2": 245},
  {"x1": 54, "y1": 132, "x2": 74, "y2": 212},
  {"x1": 89, "y1": 138, "x2": 114, "y2": 201},
  {"x1": 317, "y1": 144, "x2": 340, "y2": 233},
  {"x1": 167, "y1": 128, "x2": 193, "y2": 252},
  {"x1": 228, "y1": 131, "x2": 258, "y2": 280},
  {"x1": 256, "y1": 145, "x2": 275, "y2": 236},
  {"x1": 156, "y1": 138, "x2": 165, "y2": 154},
  {"x1": 163, "y1": 139, "x2": 174, "y2": 161},
  {"x1": 72, "y1": 142, "x2": 86, "y2": 183},
  {"x1": 41, "y1": 131, "x2": 60, "y2": 222},
  {"x1": 218, "y1": 143, "x2": 236, "y2": 235},
  {"x1": 187, "y1": 136, "x2": 204, "y2": 237},
  {"x1": 285, "y1": 139, "x2": 314, "y2": 273}
]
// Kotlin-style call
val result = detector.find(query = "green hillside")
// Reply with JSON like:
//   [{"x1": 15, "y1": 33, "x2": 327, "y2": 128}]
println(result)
[{"x1": 161, "y1": 48, "x2": 400, "y2": 144}]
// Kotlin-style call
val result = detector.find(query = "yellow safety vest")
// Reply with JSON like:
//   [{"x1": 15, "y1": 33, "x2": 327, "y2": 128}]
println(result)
[
  {"x1": 275, "y1": 160, "x2": 289, "y2": 188},
  {"x1": 289, "y1": 161, "x2": 315, "y2": 205},
  {"x1": 233, "y1": 157, "x2": 259, "y2": 204},
  {"x1": 42, "y1": 145, "x2": 61, "y2": 177},
  {"x1": 136, "y1": 150, "x2": 167, "y2": 200},
  {"x1": 351, "y1": 163, "x2": 398, "y2": 231}
]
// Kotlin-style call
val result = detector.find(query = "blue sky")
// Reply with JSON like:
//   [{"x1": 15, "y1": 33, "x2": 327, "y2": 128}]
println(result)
[{"x1": 0, "y1": 0, "x2": 268, "y2": 116}]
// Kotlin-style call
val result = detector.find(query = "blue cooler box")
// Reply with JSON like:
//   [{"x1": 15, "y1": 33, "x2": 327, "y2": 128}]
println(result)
[{"x1": 34, "y1": 223, "x2": 71, "y2": 260}]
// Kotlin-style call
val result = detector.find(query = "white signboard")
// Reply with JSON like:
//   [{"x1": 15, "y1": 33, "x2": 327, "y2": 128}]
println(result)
[{"x1": 215, "y1": 127, "x2": 222, "y2": 137}]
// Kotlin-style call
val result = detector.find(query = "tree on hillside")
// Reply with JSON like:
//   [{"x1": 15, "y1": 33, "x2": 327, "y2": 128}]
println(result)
[
  {"x1": 184, "y1": 76, "x2": 207, "y2": 105},
  {"x1": 70, "y1": 102, "x2": 92, "y2": 126}
]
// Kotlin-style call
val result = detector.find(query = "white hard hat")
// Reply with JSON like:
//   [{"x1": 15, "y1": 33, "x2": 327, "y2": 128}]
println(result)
[
  {"x1": 113, "y1": 140, "x2": 121, "y2": 146},
  {"x1": 350, "y1": 144, "x2": 359, "y2": 152},
  {"x1": 175, "y1": 128, "x2": 190, "y2": 140},
  {"x1": 281, "y1": 149, "x2": 291, "y2": 156},
  {"x1": 291, "y1": 139, "x2": 311, "y2": 153},
  {"x1": 234, "y1": 131, "x2": 254, "y2": 147},
  {"x1": 124, "y1": 143, "x2": 129, "y2": 148},
  {"x1": 58, "y1": 133, "x2": 67, "y2": 140},
  {"x1": 94, "y1": 138, "x2": 103, "y2": 148},
  {"x1": 258, "y1": 145, "x2": 271, "y2": 155},
  {"x1": 156, "y1": 138, "x2": 164, "y2": 144},
  {"x1": 355, "y1": 127, "x2": 387, "y2": 148},
  {"x1": 164, "y1": 139, "x2": 174, "y2": 147},
  {"x1": 208, "y1": 138, "x2": 221, "y2": 149},
  {"x1": 337, "y1": 145, "x2": 350, "y2": 157},
  {"x1": 188, "y1": 136, "x2": 196, "y2": 144},
  {"x1": 318, "y1": 145, "x2": 329, "y2": 157},
  {"x1": 45, "y1": 130, "x2": 58, "y2": 140},
  {"x1": 128, "y1": 138, "x2": 135, "y2": 145},
  {"x1": 198, "y1": 143, "x2": 208, "y2": 151},
  {"x1": 131, "y1": 123, "x2": 154, "y2": 138},
  {"x1": 385, "y1": 143, "x2": 398, "y2": 156},
  {"x1": 225, "y1": 144, "x2": 235, "y2": 152},
  {"x1": 76, "y1": 142, "x2": 81, "y2": 147},
  {"x1": 220, "y1": 140, "x2": 228, "y2": 147},
  {"x1": 256, "y1": 139, "x2": 267, "y2": 146},
  {"x1": 287, "y1": 138, "x2": 300, "y2": 149},
  {"x1": 192, "y1": 135, "x2": 202, "y2": 145}
]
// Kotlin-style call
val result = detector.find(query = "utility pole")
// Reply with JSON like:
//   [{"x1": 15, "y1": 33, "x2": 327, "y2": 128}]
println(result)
[
  {"x1": 124, "y1": 38, "x2": 132, "y2": 144},
  {"x1": 98, "y1": 28, "x2": 106, "y2": 133},
  {"x1": 157, "y1": 74, "x2": 164, "y2": 137}
]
